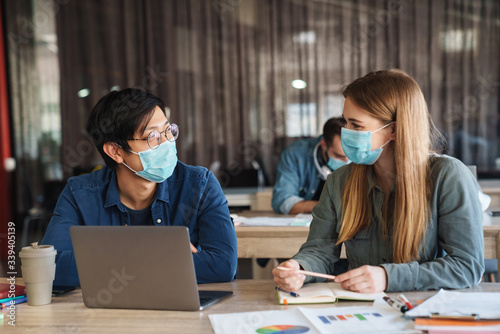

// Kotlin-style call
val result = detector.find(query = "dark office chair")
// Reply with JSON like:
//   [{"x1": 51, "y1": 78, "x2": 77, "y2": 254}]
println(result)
[
  {"x1": 20, "y1": 180, "x2": 65, "y2": 248},
  {"x1": 21, "y1": 209, "x2": 52, "y2": 247}
]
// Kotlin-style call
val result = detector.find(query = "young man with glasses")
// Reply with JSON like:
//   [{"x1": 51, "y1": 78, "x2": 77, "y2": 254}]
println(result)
[{"x1": 42, "y1": 88, "x2": 238, "y2": 286}]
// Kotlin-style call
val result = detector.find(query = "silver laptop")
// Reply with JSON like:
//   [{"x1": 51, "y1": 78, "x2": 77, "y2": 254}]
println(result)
[{"x1": 70, "y1": 226, "x2": 232, "y2": 311}]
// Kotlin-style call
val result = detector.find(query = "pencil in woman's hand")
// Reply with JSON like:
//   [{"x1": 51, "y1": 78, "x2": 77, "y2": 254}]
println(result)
[{"x1": 276, "y1": 266, "x2": 336, "y2": 280}]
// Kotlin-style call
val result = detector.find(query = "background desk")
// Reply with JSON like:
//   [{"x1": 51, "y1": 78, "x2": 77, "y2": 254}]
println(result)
[
  {"x1": 2, "y1": 278, "x2": 500, "y2": 333},
  {"x1": 224, "y1": 187, "x2": 273, "y2": 211},
  {"x1": 235, "y1": 226, "x2": 308, "y2": 258},
  {"x1": 234, "y1": 210, "x2": 308, "y2": 278},
  {"x1": 234, "y1": 210, "x2": 309, "y2": 259},
  {"x1": 483, "y1": 214, "x2": 500, "y2": 277}
]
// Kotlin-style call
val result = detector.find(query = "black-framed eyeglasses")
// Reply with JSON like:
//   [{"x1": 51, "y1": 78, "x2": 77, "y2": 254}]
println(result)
[{"x1": 127, "y1": 123, "x2": 179, "y2": 149}]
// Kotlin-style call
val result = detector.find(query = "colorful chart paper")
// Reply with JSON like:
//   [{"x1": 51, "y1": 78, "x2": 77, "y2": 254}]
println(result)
[
  {"x1": 316, "y1": 312, "x2": 385, "y2": 324},
  {"x1": 256, "y1": 325, "x2": 310, "y2": 334}
]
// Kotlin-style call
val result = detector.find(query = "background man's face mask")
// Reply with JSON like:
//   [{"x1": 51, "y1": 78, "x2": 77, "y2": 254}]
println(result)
[{"x1": 327, "y1": 157, "x2": 349, "y2": 170}]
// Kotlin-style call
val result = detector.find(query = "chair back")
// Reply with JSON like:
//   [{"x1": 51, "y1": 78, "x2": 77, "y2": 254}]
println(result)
[
  {"x1": 483, "y1": 228, "x2": 500, "y2": 281},
  {"x1": 466, "y1": 165, "x2": 477, "y2": 180}
]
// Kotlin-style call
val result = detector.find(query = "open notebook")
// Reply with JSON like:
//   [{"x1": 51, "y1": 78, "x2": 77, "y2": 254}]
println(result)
[{"x1": 277, "y1": 282, "x2": 386, "y2": 305}]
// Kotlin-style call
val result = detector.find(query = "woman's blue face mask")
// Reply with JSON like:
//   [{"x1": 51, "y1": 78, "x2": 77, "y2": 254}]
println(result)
[{"x1": 340, "y1": 122, "x2": 393, "y2": 165}]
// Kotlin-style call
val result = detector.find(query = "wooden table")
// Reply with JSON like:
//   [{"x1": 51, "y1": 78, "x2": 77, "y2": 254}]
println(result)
[{"x1": 2, "y1": 278, "x2": 499, "y2": 333}]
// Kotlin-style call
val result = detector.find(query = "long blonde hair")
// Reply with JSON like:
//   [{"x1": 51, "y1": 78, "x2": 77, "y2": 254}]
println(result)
[{"x1": 337, "y1": 69, "x2": 433, "y2": 263}]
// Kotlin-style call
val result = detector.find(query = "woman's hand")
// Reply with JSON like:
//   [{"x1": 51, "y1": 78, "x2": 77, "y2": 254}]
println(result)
[
  {"x1": 334, "y1": 265, "x2": 387, "y2": 293},
  {"x1": 272, "y1": 260, "x2": 306, "y2": 292},
  {"x1": 190, "y1": 243, "x2": 198, "y2": 253}
]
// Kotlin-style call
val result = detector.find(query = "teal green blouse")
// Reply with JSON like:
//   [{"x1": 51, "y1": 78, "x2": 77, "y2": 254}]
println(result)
[{"x1": 293, "y1": 154, "x2": 484, "y2": 292}]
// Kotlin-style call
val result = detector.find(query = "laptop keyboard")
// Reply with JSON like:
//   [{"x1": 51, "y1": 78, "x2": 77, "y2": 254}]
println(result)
[
  {"x1": 198, "y1": 290, "x2": 232, "y2": 309},
  {"x1": 199, "y1": 296, "x2": 217, "y2": 306}
]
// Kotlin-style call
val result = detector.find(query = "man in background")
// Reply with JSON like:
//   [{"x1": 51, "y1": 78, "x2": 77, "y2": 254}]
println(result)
[{"x1": 272, "y1": 117, "x2": 348, "y2": 214}]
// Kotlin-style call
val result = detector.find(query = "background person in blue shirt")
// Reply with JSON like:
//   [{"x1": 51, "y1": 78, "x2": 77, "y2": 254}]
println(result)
[
  {"x1": 273, "y1": 69, "x2": 484, "y2": 293},
  {"x1": 272, "y1": 117, "x2": 349, "y2": 214},
  {"x1": 42, "y1": 88, "x2": 238, "y2": 286}
]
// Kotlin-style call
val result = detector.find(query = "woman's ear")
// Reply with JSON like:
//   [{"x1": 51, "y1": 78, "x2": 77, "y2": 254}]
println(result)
[
  {"x1": 389, "y1": 122, "x2": 397, "y2": 140},
  {"x1": 103, "y1": 142, "x2": 124, "y2": 164}
]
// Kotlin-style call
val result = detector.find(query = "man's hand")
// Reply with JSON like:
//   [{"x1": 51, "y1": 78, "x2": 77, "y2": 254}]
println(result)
[
  {"x1": 289, "y1": 201, "x2": 318, "y2": 214},
  {"x1": 334, "y1": 265, "x2": 387, "y2": 293},
  {"x1": 272, "y1": 260, "x2": 306, "y2": 292},
  {"x1": 190, "y1": 243, "x2": 198, "y2": 253}
]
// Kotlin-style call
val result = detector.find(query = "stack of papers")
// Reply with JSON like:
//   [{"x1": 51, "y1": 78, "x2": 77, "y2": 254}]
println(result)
[
  {"x1": 405, "y1": 289, "x2": 500, "y2": 333},
  {"x1": 405, "y1": 289, "x2": 500, "y2": 320},
  {"x1": 413, "y1": 318, "x2": 500, "y2": 333}
]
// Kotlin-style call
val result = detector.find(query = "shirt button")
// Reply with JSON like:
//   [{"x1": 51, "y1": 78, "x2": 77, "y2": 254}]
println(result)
[{"x1": 157, "y1": 219, "x2": 161, "y2": 224}]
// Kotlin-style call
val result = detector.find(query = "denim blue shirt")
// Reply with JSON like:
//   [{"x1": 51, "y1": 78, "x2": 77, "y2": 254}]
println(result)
[
  {"x1": 42, "y1": 161, "x2": 238, "y2": 286},
  {"x1": 293, "y1": 154, "x2": 485, "y2": 291},
  {"x1": 272, "y1": 137, "x2": 325, "y2": 214}
]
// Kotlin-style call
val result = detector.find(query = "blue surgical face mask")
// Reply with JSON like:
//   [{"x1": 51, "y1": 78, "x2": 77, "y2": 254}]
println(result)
[
  {"x1": 327, "y1": 157, "x2": 349, "y2": 171},
  {"x1": 340, "y1": 122, "x2": 393, "y2": 165},
  {"x1": 122, "y1": 140, "x2": 178, "y2": 183}
]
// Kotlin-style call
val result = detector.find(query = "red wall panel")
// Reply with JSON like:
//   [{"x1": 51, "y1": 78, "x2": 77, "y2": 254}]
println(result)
[{"x1": 0, "y1": 3, "x2": 14, "y2": 262}]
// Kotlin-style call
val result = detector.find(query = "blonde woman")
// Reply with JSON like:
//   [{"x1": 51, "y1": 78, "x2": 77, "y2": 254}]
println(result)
[{"x1": 273, "y1": 69, "x2": 484, "y2": 293}]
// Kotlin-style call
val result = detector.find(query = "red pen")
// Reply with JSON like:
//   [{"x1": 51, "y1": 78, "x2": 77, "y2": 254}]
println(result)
[{"x1": 398, "y1": 294, "x2": 413, "y2": 310}]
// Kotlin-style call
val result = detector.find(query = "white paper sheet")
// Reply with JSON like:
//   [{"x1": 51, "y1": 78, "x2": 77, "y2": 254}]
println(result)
[{"x1": 209, "y1": 302, "x2": 417, "y2": 334}]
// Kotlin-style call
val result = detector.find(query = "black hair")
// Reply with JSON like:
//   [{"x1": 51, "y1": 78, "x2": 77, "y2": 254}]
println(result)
[
  {"x1": 85, "y1": 88, "x2": 166, "y2": 169},
  {"x1": 323, "y1": 117, "x2": 346, "y2": 146}
]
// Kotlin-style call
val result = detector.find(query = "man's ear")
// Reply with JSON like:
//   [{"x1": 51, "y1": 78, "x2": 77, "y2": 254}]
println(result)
[
  {"x1": 320, "y1": 138, "x2": 327, "y2": 152},
  {"x1": 103, "y1": 142, "x2": 124, "y2": 164},
  {"x1": 389, "y1": 122, "x2": 397, "y2": 140}
]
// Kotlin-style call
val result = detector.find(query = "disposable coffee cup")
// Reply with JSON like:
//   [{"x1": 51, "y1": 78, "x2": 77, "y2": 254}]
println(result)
[{"x1": 19, "y1": 242, "x2": 57, "y2": 306}]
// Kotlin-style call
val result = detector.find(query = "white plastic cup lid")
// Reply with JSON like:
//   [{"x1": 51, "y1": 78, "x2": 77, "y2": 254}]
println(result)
[{"x1": 19, "y1": 242, "x2": 57, "y2": 258}]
